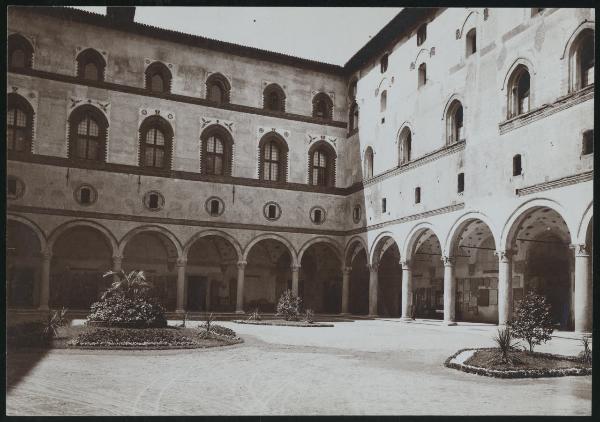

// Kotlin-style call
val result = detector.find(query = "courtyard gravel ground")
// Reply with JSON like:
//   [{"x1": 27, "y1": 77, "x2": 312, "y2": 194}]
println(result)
[{"x1": 6, "y1": 319, "x2": 591, "y2": 416}]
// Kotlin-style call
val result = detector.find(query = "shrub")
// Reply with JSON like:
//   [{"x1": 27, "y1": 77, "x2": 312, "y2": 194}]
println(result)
[
  {"x1": 489, "y1": 327, "x2": 522, "y2": 366},
  {"x1": 87, "y1": 269, "x2": 167, "y2": 327},
  {"x1": 509, "y1": 291, "x2": 554, "y2": 353},
  {"x1": 579, "y1": 335, "x2": 592, "y2": 364},
  {"x1": 200, "y1": 323, "x2": 236, "y2": 338},
  {"x1": 43, "y1": 307, "x2": 68, "y2": 338},
  {"x1": 247, "y1": 308, "x2": 261, "y2": 321},
  {"x1": 276, "y1": 289, "x2": 302, "y2": 321},
  {"x1": 304, "y1": 309, "x2": 315, "y2": 324},
  {"x1": 87, "y1": 293, "x2": 167, "y2": 327}
]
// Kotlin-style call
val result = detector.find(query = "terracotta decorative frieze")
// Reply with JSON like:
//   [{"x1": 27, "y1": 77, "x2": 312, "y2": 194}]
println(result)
[{"x1": 516, "y1": 171, "x2": 593, "y2": 196}]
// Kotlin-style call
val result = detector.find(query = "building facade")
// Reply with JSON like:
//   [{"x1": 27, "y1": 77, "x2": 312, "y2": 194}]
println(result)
[{"x1": 6, "y1": 7, "x2": 594, "y2": 332}]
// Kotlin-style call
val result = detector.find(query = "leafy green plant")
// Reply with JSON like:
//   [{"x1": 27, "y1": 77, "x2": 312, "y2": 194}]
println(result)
[
  {"x1": 102, "y1": 270, "x2": 153, "y2": 300},
  {"x1": 198, "y1": 313, "x2": 215, "y2": 339},
  {"x1": 43, "y1": 307, "x2": 68, "y2": 339},
  {"x1": 304, "y1": 308, "x2": 315, "y2": 324},
  {"x1": 276, "y1": 289, "x2": 302, "y2": 321},
  {"x1": 489, "y1": 327, "x2": 522, "y2": 366},
  {"x1": 509, "y1": 291, "x2": 554, "y2": 353},
  {"x1": 247, "y1": 308, "x2": 261, "y2": 321},
  {"x1": 579, "y1": 335, "x2": 592, "y2": 364}
]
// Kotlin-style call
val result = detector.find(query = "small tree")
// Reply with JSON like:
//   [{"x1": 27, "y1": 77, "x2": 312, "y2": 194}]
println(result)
[
  {"x1": 509, "y1": 291, "x2": 554, "y2": 353},
  {"x1": 276, "y1": 289, "x2": 302, "y2": 321}
]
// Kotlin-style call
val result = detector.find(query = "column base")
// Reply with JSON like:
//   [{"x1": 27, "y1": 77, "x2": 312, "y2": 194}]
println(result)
[
  {"x1": 38, "y1": 305, "x2": 49, "y2": 311},
  {"x1": 444, "y1": 321, "x2": 457, "y2": 326},
  {"x1": 235, "y1": 310, "x2": 245, "y2": 314},
  {"x1": 339, "y1": 312, "x2": 350, "y2": 316},
  {"x1": 175, "y1": 309, "x2": 186, "y2": 314},
  {"x1": 573, "y1": 330, "x2": 592, "y2": 337},
  {"x1": 400, "y1": 317, "x2": 413, "y2": 322},
  {"x1": 367, "y1": 314, "x2": 378, "y2": 319}
]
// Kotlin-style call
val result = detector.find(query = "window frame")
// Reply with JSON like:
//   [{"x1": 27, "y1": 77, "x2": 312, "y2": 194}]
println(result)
[
  {"x1": 263, "y1": 83, "x2": 286, "y2": 113},
  {"x1": 145, "y1": 61, "x2": 172, "y2": 94},
  {"x1": 512, "y1": 154, "x2": 523, "y2": 176},
  {"x1": 258, "y1": 133, "x2": 289, "y2": 183},
  {"x1": 76, "y1": 48, "x2": 106, "y2": 82},
  {"x1": 507, "y1": 65, "x2": 531, "y2": 119},
  {"x1": 200, "y1": 125, "x2": 234, "y2": 177},
  {"x1": 205, "y1": 72, "x2": 231, "y2": 104},
  {"x1": 417, "y1": 23, "x2": 427, "y2": 46},
  {"x1": 68, "y1": 105, "x2": 108, "y2": 162},
  {"x1": 446, "y1": 100, "x2": 464, "y2": 145},
  {"x1": 399, "y1": 127, "x2": 412, "y2": 165},
  {"x1": 6, "y1": 93, "x2": 34, "y2": 154},
  {"x1": 8, "y1": 33, "x2": 34, "y2": 70},
  {"x1": 312, "y1": 92, "x2": 334, "y2": 120},
  {"x1": 418, "y1": 63, "x2": 427, "y2": 88},
  {"x1": 308, "y1": 141, "x2": 337, "y2": 188},
  {"x1": 138, "y1": 115, "x2": 173, "y2": 170},
  {"x1": 466, "y1": 28, "x2": 477, "y2": 57}
]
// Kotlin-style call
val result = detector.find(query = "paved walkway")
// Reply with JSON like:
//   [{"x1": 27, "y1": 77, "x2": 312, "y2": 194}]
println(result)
[{"x1": 6, "y1": 319, "x2": 592, "y2": 416}]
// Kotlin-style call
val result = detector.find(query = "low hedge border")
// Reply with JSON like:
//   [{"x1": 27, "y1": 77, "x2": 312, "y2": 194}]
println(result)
[
  {"x1": 233, "y1": 319, "x2": 334, "y2": 327},
  {"x1": 444, "y1": 348, "x2": 592, "y2": 379},
  {"x1": 67, "y1": 337, "x2": 243, "y2": 351}
]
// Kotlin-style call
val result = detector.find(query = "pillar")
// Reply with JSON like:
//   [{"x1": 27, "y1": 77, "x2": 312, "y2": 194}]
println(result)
[
  {"x1": 401, "y1": 260, "x2": 412, "y2": 320},
  {"x1": 368, "y1": 264, "x2": 378, "y2": 317},
  {"x1": 236, "y1": 260, "x2": 247, "y2": 314},
  {"x1": 206, "y1": 279, "x2": 212, "y2": 311},
  {"x1": 38, "y1": 250, "x2": 51, "y2": 311},
  {"x1": 175, "y1": 258, "x2": 187, "y2": 313},
  {"x1": 496, "y1": 250, "x2": 513, "y2": 326},
  {"x1": 442, "y1": 256, "x2": 457, "y2": 325},
  {"x1": 341, "y1": 266, "x2": 351, "y2": 315},
  {"x1": 111, "y1": 255, "x2": 123, "y2": 283},
  {"x1": 573, "y1": 244, "x2": 592, "y2": 333},
  {"x1": 291, "y1": 264, "x2": 300, "y2": 297}
]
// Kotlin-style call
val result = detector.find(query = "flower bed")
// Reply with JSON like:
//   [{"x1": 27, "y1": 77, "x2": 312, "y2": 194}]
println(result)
[
  {"x1": 233, "y1": 319, "x2": 334, "y2": 327},
  {"x1": 444, "y1": 348, "x2": 592, "y2": 378}
]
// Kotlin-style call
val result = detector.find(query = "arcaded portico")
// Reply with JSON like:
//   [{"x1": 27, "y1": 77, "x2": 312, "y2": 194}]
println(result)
[{"x1": 6, "y1": 7, "x2": 594, "y2": 333}]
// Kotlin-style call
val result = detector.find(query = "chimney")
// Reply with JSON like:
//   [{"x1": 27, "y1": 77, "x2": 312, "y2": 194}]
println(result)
[{"x1": 106, "y1": 6, "x2": 136, "y2": 24}]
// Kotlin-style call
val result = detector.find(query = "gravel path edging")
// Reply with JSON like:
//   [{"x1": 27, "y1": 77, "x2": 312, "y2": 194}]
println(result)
[
  {"x1": 444, "y1": 348, "x2": 592, "y2": 379},
  {"x1": 233, "y1": 319, "x2": 334, "y2": 327}
]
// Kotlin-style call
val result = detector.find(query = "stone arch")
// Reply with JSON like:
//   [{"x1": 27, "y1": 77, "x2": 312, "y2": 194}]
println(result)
[
  {"x1": 576, "y1": 201, "x2": 593, "y2": 245},
  {"x1": 7, "y1": 214, "x2": 47, "y2": 252},
  {"x1": 444, "y1": 211, "x2": 498, "y2": 256},
  {"x1": 456, "y1": 10, "x2": 477, "y2": 39},
  {"x1": 183, "y1": 229, "x2": 242, "y2": 261},
  {"x1": 441, "y1": 94, "x2": 466, "y2": 121},
  {"x1": 298, "y1": 236, "x2": 343, "y2": 264},
  {"x1": 48, "y1": 219, "x2": 118, "y2": 255},
  {"x1": 118, "y1": 225, "x2": 182, "y2": 258},
  {"x1": 344, "y1": 236, "x2": 368, "y2": 267},
  {"x1": 369, "y1": 231, "x2": 400, "y2": 267},
  {"x1": 560, "y1": 20, "x2": 595, "y2": 60},
  {"x1": 243, "y1": 233, "x2": 298, "y2": 266},
  {"x1": 500, "y1": 57, "x2": 536, "y2": 92},
  {"x1": 500, "y1": 198, "x2": 575, "y2": 251},
  {"x1": 402, "y1": 221, "x2": 443, "y2": 260}
]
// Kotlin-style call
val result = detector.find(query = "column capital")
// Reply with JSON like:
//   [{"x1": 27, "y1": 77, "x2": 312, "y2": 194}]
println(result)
[
  {"x1": 400, "y1": 259, "x2": 411, "y2": 270},
  {"x1": 441, "y1": 255, "x2": 455, "y2": 267},
  {"x1": 112, "y1": 255, "x2": 123, "y2": 263},
  {"x1": 41, "y1": 250, "x2": 52, "y2": 260},
  {"x1": 494, "y1": 249, "x2": 515, "y2": 262},
  {"x1": 176, "y1": 258, "x2": 187, "y2": 267},
  {"x1": 367, "y1": 263, "x2": 379, "y2": 272},
  {"x1": 237, "y1": 260, "x2": 248, "y2": 269},
  {"x1": 291, "y1": 264, "x2": 301, "y2": 272},
  {"x1": 570, "y1": 243, "x2": 590, "y2": 257},
  {"x1": 341, "y1": 266, "x2": 352, "y2": 275}
]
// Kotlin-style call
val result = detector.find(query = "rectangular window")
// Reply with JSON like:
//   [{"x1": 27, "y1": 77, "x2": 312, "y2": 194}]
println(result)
[
  {"x1": 314, "y1": 209, "x2": 322, "y2": 223},
  {"x1": 149, "y1": 194, "x2": 159, "y2": 209},
  {"x1": 583, "y1": 130, "x2": 594, "y2": 155},
  {"x1": 210, "y1": 200, "x2": 220, "y2": 216},
  {"x1": 415, "y1": 187, "x2": 421, "y2": 204},
  {"x1": 7, "y1": 178, "x2": 17, "y2": 196},
  {"x1": 268, "y1": 205, "x2": 277, "y2": 219},
  {"x1": 80, "y1": 188, "x2": 91, "y2": 204},
  {"x1": 457, "y1": 173, "x2": 465, "y2": 193},
  {"x1": 382, "y1": 198, "x2": 387, "y2": 213},
  {"x1": 513, "y1": 155, "x2": 522, "y2": 176}
]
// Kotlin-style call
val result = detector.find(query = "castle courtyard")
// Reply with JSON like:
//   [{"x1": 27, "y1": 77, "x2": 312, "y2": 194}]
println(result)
[{"x1": 6, "y1": 319, "x2": 591, "y2": 416}]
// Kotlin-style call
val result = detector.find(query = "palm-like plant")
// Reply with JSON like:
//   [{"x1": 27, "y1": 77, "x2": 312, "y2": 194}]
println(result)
[
  {"x1": 102, "y1": 270, "x2": 153, "y2": 299},
  {"x1": 43, "y1": 307, "x2": 68, "y2": 339},
  {"x1": 489, "y1": 327, "x2": 522, "y2": 366}
]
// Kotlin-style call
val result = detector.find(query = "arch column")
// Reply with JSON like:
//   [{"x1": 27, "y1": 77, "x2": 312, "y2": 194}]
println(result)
[
  {"x1": 111, "y1": 255, "x2": 123, "y2": 283},
  {"x1": 236, "y1": 260, "x2": 247, "y2": 314},
  {"x1": 291, "y1": 264, "x2": 300, "y2": 297},
  {"x1": 38, "y1": 250, "x2": 51, "y2": 311},
  {"x1": 368, "y1": 264, "x2": 379, "y2": 317},
  {"x1": 401, "y1": 260, "x2": 413, "y2": 320},
  {"x1": 341, "y1": 266, "x2": 351, "y2": 315},
  {"x1": 495, "y1": 249, "x2": 514, "y2": 326},
  {"x1": 175, "y1": 258, "x2": 187, "y2": 314},
  {"x1": 442, "y1": 256, "x2": 457, "y2": 326},
  {"x1": 572, "y1": 244, "x2": 592, "y2": 333}
]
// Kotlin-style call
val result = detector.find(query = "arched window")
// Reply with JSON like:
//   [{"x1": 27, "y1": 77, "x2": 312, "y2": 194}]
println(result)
[
  {"x1": 364, "y1": 147, "x2": 374, "y2": 179},
  {"x1": 349, "y1": 102, "x2": 359, "y2": 132},
  {"x1": 308, "y1": 141, "x2": 336, "y2": 187},
  {"x1": 145, "y1": 62, "x2": 172, "y2": 94},
  {"x1": 263, "y1": 83, "x2": 286, "y2": 112},
  {"x1": 417, "y1": 24, "x2": 427, "y2": 46},
  {"x1": 76, "y1": 48, "x2": 106, "y2": 82},
  {"x1": 8, "y1": 34, "x2": 33, "y2": 70},
  {"x1": 259, "y1": 133, "x2": 289, "y2": 182},
  {"x1": 507, "y1": 65, "x2": 530, "y2": 118},
  {"x1": 68, "y1": 105, "x2": 108, "y2": 161},
  {"x1": 466, "y1": 29, "x2": 477, "y2": 56},
  {"x1": 312, "y1": 92, "x2": 333, "y2": 120},
  {"x1": 6, "y1": 94, "x2": 34, "y2": 153},
  {"x1": 139, "y1": 116, "x2": 173, "y2": 170},
  {"x1": 418, "y1": 63, "x2": 427, "y2": 87},
  {"x1": 205, "y1": 73, "x2": 231, "y2": 104},
  {"x1": 513, "y1": 154, "x2": 522, "y2": 176},
  {"x1": 399, "y1": 127, "x2": 412, "y2": 165},
  {"x1": 200, "y1": 125, "x2": 233, "y2": 176},
  {"x1": 380, "y1": 90, "x2": 387, "y2": 112},
  {"x1": 569, "y1": 29, "x2": 594, "y2": 92},
  {"x1": 446, "y1": 100, "x2": 464, "y2": 144}
]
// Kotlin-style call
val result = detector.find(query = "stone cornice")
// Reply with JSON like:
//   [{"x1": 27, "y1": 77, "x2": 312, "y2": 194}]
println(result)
[
  {"x1": 516, "y1": 171, "x2": 593, "y2": 197},
  {"x1": 8, "y1": 68, "x2": 348, "y2": 129},
  {"x1": 363, "y1": 141, "x2": 466, "y2": 187},
  {"x1": 346, "y1": 203, "x2": 465, "y2": 235},
  {"x1": 499, "y1": 85, "x2": 594, "y2": 135}
]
